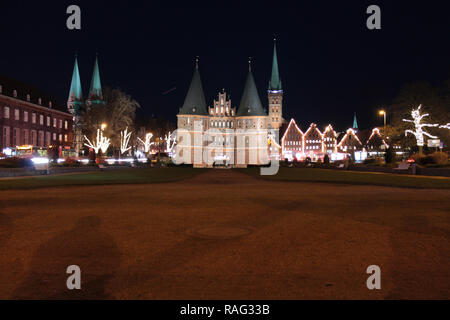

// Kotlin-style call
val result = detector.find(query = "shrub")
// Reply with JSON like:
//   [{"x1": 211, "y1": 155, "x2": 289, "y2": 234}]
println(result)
[
  {"x1": 430, "y1": 152, "x2": 448, "y2": 165},
  {"x1": 0, "y1": 157, "x2": 33, "y2": 168},
  {"x1": 323, "y1": 154, "x2": 330, "y2": 164},
  {"x1": 411, "y1": 152, "x2": 448, "y2": 166},
  {"x1": 364, "y1": 157, "x2": 385, "y2": 165}
]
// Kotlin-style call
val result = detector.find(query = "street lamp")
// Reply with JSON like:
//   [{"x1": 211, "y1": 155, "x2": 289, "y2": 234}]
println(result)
[
  {"x1": 379, "y1": 110, "x2": 386, "y2": 136},
  {"x1": 101, "y1": 123, "x2": 107, "y2": 131}
]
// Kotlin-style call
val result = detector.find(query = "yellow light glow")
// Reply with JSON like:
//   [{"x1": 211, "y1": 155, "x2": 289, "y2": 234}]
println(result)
[
  {"x1": 101, "y1": 123, "x2": 107, "y2": 130},
  {"x1": 379, "y1": 110, "x2": 385, "y2": 115}
]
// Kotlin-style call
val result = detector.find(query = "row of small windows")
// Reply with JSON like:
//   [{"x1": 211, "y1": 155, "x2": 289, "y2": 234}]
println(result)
[
  {"x1": 2, "y1": 106, "x2": 68, "y2": 129},
  {"x1": 1, "y1": 126, "x2": 68, "y2": 148},
  {"x1": 211, "y1": 120, "x2": 234, "y2": 128},
  {"x1": 210, "y1": 107, "x2": 235, "y2": 116},
  {"x1": 211, "y1": 136, "x2": 233, "y2": 144},
  {"x1": 185, "y1": 118, "x2": 264, "y2": 129},
  {"x1": 285, "y1": 140, "x2": 335, "y2": 147}
]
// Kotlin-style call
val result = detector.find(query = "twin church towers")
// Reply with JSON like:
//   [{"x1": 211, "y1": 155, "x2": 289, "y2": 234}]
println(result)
[
  {"x1": 66, "y1": 40, "x2": 285, "y2": 164},
  {"x1": 67, "y1": 55, "x2": 105, "y2": 153}
]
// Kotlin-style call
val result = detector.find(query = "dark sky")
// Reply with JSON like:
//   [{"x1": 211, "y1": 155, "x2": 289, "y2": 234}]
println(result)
[{"x1": 0, "y1": 1, "x2": 449, "y2": 131}]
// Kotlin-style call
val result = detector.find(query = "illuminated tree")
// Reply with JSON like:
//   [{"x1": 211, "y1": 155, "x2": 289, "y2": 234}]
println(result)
[
  {"x1": 138, "y1": 133, "x2": 154, "y2": 153},
  {"x1": 120, "y1": 127, "x2": 132, "y2": 154},
  {"x1": 165, "y1": 131, "x2": 177, "y2": 153},
  {"x1": 403, "y1": 104, "x2": 439, "y2": 153},
  {"x1": 84, "y1": 128, "x2": 111, "y2": 154}
]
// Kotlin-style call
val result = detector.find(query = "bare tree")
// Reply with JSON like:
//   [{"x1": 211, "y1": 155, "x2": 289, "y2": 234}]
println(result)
[{"x1": 81, "y1": 87, "x2": 140, "y2": 151}]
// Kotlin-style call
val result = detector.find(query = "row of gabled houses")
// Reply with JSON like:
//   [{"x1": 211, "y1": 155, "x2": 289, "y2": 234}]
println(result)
[{"x1": 279, "y1": 118, "x2": 389, "y2": 161}]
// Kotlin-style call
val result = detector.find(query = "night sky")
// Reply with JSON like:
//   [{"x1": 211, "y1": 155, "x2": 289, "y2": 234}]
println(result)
[{"x1": 1, "y1": 1, "x2": 449, "y2": 131}]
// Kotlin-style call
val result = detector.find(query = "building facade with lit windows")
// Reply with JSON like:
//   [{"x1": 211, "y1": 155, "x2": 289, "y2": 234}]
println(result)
[
  {"x1": 280, "y1": 115, "x2": 388, "y2": 162},
  {"x1": 365, "y1": 128, "x2": 389, "y2": 152},
  {"x1": 337, "y1": 128, "x2": 363, "y2": 154},
  {"x1": 281, "y1": 119, "x2": 304, "y2": 160},
  {"x1": 303, "y1": 123, "x2": 324, "y2": 157},
  {"x1": 0, "y1": 80, "x2": 73, "y2": 153},
  {"x1": 322, "y1": 124, "x2": 338, "y2": 154},
  {"x1": 176, "y1": 41, "x2": 284, "y2": 167}
]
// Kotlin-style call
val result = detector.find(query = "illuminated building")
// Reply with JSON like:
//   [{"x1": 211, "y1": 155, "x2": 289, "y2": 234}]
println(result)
[
  {"x1": 176, "y1": 41, "x2": 284, "y2": 167},
  {"x1": 366, "y1": 128, "x2": 388, "y2": 151},
  {"x1": 322, "y1": 125, "x2": 338, "y2": 154},
  {"x1": 304, "y1": 123, "x2": 323, "y2": 156},
  {"x1": 0, "y1": 76, "x2": 72, "y2": 153},
  {"x1": 281, "y1": 119, "x2": 303, "y2": 160}
]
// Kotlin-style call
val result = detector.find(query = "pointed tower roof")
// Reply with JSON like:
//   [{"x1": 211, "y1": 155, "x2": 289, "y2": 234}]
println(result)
[
  {"x1": 179, "y1": 58, "x2": 208, "y2": 115},
  {"x1": 268, "y1": 39, "x2": 282, "y2": 92},
  {"x1": 237, "y1": 60, "x2": 266, "y2": 117},
  {"x1": 68, "y1": 55, "x2": 83, "y2": 102},
  {"x1": 353, "y1": 112, "x2": 358, "y2": 129},
  {"x1": 88, "y1": 55, "x2": 103, "y2": 103}
]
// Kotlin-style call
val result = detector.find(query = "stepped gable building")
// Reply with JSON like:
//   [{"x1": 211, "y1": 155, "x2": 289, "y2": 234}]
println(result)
[
  {"x1": 366, "y1": 128, "x2": 389, "y2": 151},
  {"x1": 0, "y1": 75, "x2": 73, "y2": 152},
  {"x1": 176, "y1": 41, "x2": 283, "y2": 167},
  {"x1": 67, "y1": 54, "x2": 105, "y2": 153},
  {"x1": 281, "y1": 119, "x2": 304, "y2": 159},
  {"x1": 322, "y1": 124, "x2": 338, "y2": 154},
  {"x1": 280, "y1": 111, "x2": 388, "y2": 161}
]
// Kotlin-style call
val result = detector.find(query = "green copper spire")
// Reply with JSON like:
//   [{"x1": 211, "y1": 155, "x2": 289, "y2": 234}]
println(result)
[
  {"x1": 68, "y1": 55, "x2": 83, "y2": 102},
  {"x1": 353, "y1": 112, "x2": 358, "y2": 129},
  {"x1": 88, "y1": 55, "x2": 103, "y2": 103},
  {"x1": 179, "y1": 58, "x2": 208, "y2": 115},
  {"x1": 237, "y1": 60, "x2": 266, "y2": 117},
  {"x1": 67, "y1": 55, "x2": 83, "y2": 116},
  {"x1": 268, "y1": 39, "x2": 282, "y2": 92}
]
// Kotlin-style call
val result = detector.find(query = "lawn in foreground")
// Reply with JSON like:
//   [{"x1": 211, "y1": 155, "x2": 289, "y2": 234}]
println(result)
[
  {"x1": 0, "y1": 167, "x2": 205, "y2": 190},
  {"x1": 0, "y1": 170, "x2": 448, "y2": 299},
  {"x1": 238, "y1": 167, "x2": 450, "y2": 189}
]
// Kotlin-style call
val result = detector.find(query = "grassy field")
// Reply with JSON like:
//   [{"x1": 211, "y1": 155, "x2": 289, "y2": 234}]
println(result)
[
  {"x1": 1, "y1": 169, "x2": 448, "y2": 299},
  {"x1": 238, "y1": 167, "x2": 450, "y2": 189},
  {"x1": 0, "y1": 167, "x2": 205, "y2": 190},
  {"x1": 1, "y1": 166, "x2": 449, "y2": 190}
]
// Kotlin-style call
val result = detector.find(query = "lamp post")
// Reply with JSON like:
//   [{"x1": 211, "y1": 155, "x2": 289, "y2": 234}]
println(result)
[{"x1": 379, "y1": 110, "x2": 386, "y2": 136}]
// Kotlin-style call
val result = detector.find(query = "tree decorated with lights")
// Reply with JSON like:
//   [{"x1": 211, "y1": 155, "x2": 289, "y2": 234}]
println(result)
[
  {"x1": 403, "y1": 105, "x2": 439, "y2": 153},
  {"x1": 120, "y1": 127, "x2": 132, "y2": 155},
  {"x1": 84, "y1": 128, "x2": 111, "y2": 154},
  {"x1": 440, "y1": 123, "x2": 450, "y2": 130},
  {"x1": 138, "y1": 133, "x2": 154, "y2": 153},
  {"x1": 165, "y1": 131, "x2": 177, "y2": 153}
]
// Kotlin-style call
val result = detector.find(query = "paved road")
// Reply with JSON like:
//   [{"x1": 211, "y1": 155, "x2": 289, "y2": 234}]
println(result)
[{"x1": 0, "y1": 170, "x2": 448, "y2": 299}]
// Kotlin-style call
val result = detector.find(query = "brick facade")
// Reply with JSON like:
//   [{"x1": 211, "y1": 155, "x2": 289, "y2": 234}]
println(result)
[{"x1": 0, "y1": 93, "x2": 73, "y2": 151}]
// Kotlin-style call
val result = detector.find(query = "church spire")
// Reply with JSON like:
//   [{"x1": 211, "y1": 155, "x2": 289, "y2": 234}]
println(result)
[
  {"x1": 353, "y1": 112, "x2": 359, "y2": 129},
  {"x1": 67, "y1": 55, "x2": 83, "y2": 114},
  {"x1": 237, "y1": 62, "x2": 266, "y2": 117},
  {"x1": 268, "y1": 38, "x2": 282, "y2": 92},
  {"x1": 179, "y1": 58, "x2": 208, "y2": 115},
  {"x1": 88, "y1": 54, "x2": 103, "y2": 104}
]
